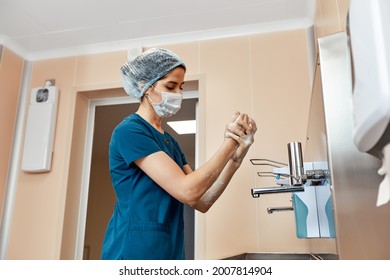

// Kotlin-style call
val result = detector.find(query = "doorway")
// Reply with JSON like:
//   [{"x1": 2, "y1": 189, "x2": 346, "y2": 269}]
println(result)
[{"x1": 82, "y1": 93, "x2": 198, "y2": 260}]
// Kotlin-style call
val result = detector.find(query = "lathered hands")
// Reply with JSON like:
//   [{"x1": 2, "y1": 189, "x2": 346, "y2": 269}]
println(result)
[{"x1": 225, "y1": 111, "x2": 257, "y2": 164}]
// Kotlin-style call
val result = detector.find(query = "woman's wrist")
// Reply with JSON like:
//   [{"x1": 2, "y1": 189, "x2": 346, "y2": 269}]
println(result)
[
  {"x1": 230, "y1": 156, "x2": 242, "y2": 168},
  {"x1": 220, "y1": 137, "x2": 238, "y2": 160},
  {"x1": 224, "y1": 137, "x2": 239, "y2": 148}
]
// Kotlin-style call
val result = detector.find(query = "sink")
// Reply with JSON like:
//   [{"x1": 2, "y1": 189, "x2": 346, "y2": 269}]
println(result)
[{"x1": 222, "y1": 253, "x2": 339, "y2": 260}]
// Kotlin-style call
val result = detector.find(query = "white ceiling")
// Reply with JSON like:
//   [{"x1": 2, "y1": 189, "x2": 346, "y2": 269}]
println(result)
[{"x1": 0, "y1": 0, "x2": 315, "y2": 59}]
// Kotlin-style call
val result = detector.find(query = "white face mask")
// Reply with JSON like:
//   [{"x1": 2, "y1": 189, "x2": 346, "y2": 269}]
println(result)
[{"x1": 147, "y1": 88, "x2": 183, "y2": 118}]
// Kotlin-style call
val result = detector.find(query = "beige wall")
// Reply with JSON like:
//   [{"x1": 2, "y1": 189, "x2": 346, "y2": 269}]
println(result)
[
  {"x1": 0, "y1": 46, "x2": 24, "y2": 224},
  {"x1": 193, "y1": 31, "x2": 313, "y2": 257},
  {"x1": 315, "y1": 0, "x2": 350, "y2": 37},
  {"x1": 250, "y1": 30, "x2": 314, "y2": 254}
]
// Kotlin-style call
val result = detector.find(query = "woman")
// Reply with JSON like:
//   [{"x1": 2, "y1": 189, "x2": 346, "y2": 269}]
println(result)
[{"x1": 101, "y1": 48, "x2": 257, "y2": 260}]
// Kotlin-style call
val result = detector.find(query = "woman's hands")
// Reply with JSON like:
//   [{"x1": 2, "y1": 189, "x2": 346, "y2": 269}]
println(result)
[{"x1": 225, "y1": 111, "x2": 257, "y2": 165}]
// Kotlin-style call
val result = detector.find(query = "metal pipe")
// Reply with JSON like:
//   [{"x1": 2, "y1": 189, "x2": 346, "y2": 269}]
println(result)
[
  {"x1": 0, "y1": 61, "x2": 32, "y2": 259},
  {"x1": 267, "y1": 206, "x2": 294, "y2": 214},
  {"x1": 287, "y1": 142, "x2": 304, "y2": 185}
]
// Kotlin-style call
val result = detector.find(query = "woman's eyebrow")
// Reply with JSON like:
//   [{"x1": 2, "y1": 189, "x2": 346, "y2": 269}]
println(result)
[{"x1": 166, "y1": 81, "x2": 185, "y2": 86}]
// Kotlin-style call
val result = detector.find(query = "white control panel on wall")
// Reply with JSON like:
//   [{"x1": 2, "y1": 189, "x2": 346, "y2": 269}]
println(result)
[{"x1": 21, "y1": 86, "x2": 59, "y2": 173}]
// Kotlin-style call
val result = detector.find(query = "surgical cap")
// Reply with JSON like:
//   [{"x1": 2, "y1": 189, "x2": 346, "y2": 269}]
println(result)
[{"x1": 120, "y1": 48, "x2": 186, "y2": 100}]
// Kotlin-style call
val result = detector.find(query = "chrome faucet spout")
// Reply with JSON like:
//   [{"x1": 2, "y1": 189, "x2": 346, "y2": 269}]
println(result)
[
  {"x1": 251, "y1": 185, "x2": 304, "y2": 198},
  {"x1": 267, "y1": 206, "x2": 294, "y2": 214}
]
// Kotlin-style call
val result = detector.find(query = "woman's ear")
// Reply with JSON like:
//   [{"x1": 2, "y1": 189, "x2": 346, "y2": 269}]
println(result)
[{"x1": 144, "y1": 86, "x2": 153, "y2": 96}]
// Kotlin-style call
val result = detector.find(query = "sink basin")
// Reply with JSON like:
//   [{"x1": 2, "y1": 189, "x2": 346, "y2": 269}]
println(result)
[{"x1": 223, "y1": 253, "x2": 339, "y2": 260}]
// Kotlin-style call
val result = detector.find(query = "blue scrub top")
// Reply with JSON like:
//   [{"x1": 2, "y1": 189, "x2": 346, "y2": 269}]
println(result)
[{"x1": 101, "y1": 113, "x2": 188, "y2": 260}]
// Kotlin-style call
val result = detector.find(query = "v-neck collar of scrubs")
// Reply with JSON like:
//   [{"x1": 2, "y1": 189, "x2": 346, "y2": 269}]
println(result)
[{"x1": 134, "y1": 113, "x2": 168, "y2": 137}]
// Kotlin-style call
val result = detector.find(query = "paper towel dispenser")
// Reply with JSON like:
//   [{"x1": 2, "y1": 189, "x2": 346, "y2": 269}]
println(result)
[
  {"x1": 347, "y1": 0, "x2": 390, "y2": 158},
  {"x1": 21, "y1": 86, "x2": 59, "y2": 173}
]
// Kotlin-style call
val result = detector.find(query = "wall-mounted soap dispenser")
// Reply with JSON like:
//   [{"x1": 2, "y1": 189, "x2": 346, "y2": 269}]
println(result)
[
  {"x1": 251, "y1": 142, "x2": 335, "y2": 239},
  {"x1": 21, "y1": 85, "x2": 59, "y2": 173},
  {"x1": 347, "y1": 0, "x2": 390, "y2": 159}
]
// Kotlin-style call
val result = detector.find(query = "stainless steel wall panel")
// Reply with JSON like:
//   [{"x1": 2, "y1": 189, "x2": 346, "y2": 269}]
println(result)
[{"x1": 318, "y1": 32, "x2": 390, "y2": 259}]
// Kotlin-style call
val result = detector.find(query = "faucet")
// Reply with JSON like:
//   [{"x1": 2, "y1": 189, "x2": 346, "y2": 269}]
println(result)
[
  {"x1": 251, "y1": 185, "x2": 304, "y2": 198},
  {"x1": 267, "y1": 206, "x2": 294, "y2": 214},
  {"x1": 251, "y1": 142, "x2": 306, "y2": 197},
  {"x1": 250, "y1": 144, "x2": 335, "y2": 237}
]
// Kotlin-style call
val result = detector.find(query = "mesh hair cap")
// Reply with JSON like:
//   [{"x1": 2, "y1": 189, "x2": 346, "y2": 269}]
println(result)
[{"x1": 121, "y1": 48, "x2": 186, "y2": 100}]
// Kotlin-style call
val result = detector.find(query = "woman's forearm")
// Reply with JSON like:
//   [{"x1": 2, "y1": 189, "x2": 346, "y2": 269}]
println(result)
[
  {"x1": 192, "y1": 158, "x2": 241, "y2": 213},
  {"x1": 192, "y1": 116, "x2": 257, "y2": 212},
  {"x1": 182, "y1": 138, "x2": 238, "y2": 206}
]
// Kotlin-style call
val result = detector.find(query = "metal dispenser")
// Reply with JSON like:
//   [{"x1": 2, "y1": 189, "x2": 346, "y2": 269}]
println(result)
[{"x1": 251, "y1": 142, "x2": 335, "y2": 238}]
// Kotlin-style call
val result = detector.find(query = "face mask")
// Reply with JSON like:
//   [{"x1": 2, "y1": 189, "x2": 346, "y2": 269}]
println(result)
[{"x1": 148, "y1": 88, "x2": 183, "y2": 118}]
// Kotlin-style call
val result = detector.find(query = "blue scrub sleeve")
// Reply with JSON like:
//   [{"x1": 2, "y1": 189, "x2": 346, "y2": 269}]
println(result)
[{"x1": 113, "y1": 123, "x2": 162, "y2": 166}]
